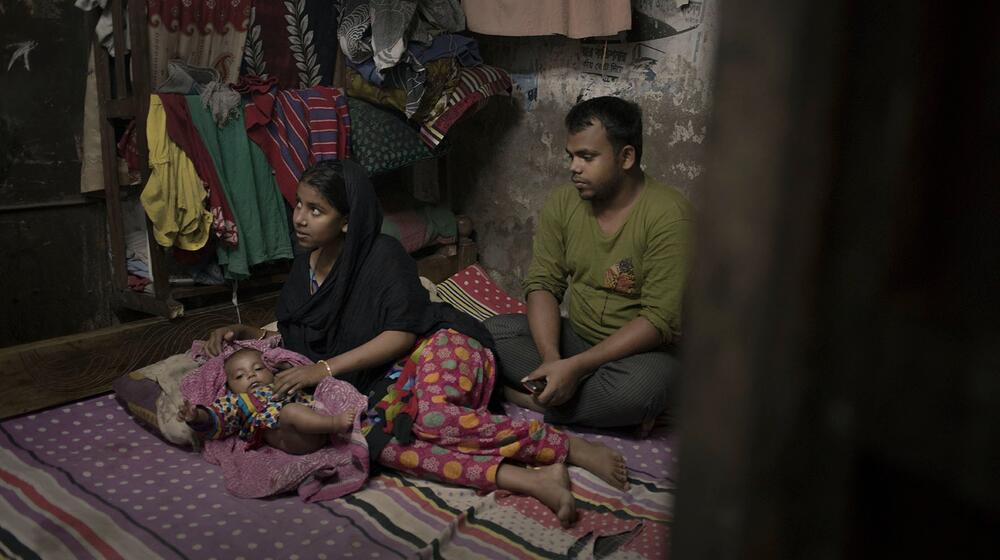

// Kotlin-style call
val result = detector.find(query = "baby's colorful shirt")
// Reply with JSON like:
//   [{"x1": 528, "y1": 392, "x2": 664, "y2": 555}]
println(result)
[{"x1": 194, "y1": 385, "x2": 314, "y2": 449}]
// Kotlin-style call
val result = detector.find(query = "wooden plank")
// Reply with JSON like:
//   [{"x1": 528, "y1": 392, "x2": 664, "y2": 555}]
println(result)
[
  {"x1": 104, "y1": 98, "x2": 136, "y2": 119},
  {"x1": 127, "y1": 0, "x2": 152, "y2": 180},
  {"x1": 117, "y1": 289, "x2": 184, "y2": 319},
  {"x1": 415, "y1": 241, "x2": 476, "y2": 283},
  {"x1": 109, "y1": 0, "x2": 127, "y2": 99},
  {"x1": 672, "y1": 0, "x2": 1000, "y2": 557},
  {"x1": 0, "y1": 294, "x2": 279, "y2": 420},
  {"x1": 168, "y1": 274, "x2": 289, "y2": 300},
  {"x1": 91, "y1": 27, "x2": 129, "y2": 293},
  {"x1": 145, "y1": 215, "x2": 172, "y2": 302},
  {"x1": 671, "y1": 0, "x2": 849, "y2": 557}
]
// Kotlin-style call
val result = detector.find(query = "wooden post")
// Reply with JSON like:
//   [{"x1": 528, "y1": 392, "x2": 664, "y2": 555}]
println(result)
[{"x1": 673, "y1": 0, "x2": 1000, "y2": 557}]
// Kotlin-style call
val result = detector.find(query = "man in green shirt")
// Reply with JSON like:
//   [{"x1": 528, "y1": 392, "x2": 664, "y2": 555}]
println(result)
[{"x1": 485, "y1": 96, "x2": 692, "y2": 431}]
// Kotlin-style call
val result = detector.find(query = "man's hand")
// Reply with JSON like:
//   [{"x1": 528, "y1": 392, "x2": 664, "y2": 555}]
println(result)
[
  {"x1": 273, "y1": 363, "x2": 329, "y2": 399},
  {"x1": 204, "y1": 324, "x2": 255, "y2": 356},
  {"x1": 522, "y1": 358, "x2": 587, "y2": 408}
]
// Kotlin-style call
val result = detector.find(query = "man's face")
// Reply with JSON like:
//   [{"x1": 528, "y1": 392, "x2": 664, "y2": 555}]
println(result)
[
  {"x1": 565, "y1": 122, "x2": 626, "y2": 202},
  {"x1": 224, "y1": 349, "x2": 274, "y2": 394}
]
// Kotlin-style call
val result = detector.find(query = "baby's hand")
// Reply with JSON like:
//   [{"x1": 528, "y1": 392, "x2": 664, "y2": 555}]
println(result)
[{"x1": 177, "y1": 400, "x2": 198, "y2": 423}]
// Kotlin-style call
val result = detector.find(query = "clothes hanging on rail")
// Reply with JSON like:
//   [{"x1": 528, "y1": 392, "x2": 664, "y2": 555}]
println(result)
[
  {"x1": 242, "y1": 83, "x2": 352, "y2": 207},
  {"x1": 185, "y1": 97, "x2": 294, "y2": 280},
  {"x1": 140, "y1": 96, "x2": 215, "y2": 252},
  {"x1": 345, "y1": 34, "x2": 481, "y2": 88},
  {"x1": 347, "y1": 63, "x2": 513, "y2": 150},
  {"x1": 344, "y1": 33, "x2": 480, "y2": 116},
  {"x1": 338, "y1": 0, "x2": 465, "y2": 68},
  {"x1": 417, "y1": 65, "x2": 513, "y2": 149},
  {"x1": 159, "y1": 94, "x2": 239, "y2": 247},
  {"x1": 75, "y1": 0, "x2": 130, "y2": 56},
  {"x1": 240, "y1": 1, "x2": 339, "y2": 89},
  {"x1": 147, "y1": 0, "x2": 252, "y2": 86},
  {"x1": 344, "y1": 97, "x2": 435, "y2": 176},
  {"x1": 346, "y1": 58, "x2": 458, "y2": 122},
  {"x1": 337, "y1": 0, "x2": 466, "y2": 116},
  {"x1": 462, "y1": 0, "x2": 632, "y2": 39}
]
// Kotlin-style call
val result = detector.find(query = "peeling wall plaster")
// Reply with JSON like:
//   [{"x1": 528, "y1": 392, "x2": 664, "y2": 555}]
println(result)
[{"x1": 448, "y1": 0, "x2": 717, "y2": 295}]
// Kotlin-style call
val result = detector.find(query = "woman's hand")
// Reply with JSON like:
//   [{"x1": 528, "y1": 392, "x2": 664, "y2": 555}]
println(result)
[
  {"x1": 272, "y1": 363, "x2": 330, "y2": 398},
  {"x1": 204, "y1": 324, "x2": 256, "y2": 356}
]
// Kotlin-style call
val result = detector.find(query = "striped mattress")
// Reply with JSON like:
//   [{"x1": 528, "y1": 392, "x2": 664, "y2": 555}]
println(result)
[{"x1": 0, "y1": 395, "x2": 675, "y2": 559}]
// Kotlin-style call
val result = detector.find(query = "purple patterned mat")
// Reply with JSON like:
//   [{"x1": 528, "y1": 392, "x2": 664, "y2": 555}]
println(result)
[{"x1": 0, "y1": 394, "x2": 675, "y2": 559}]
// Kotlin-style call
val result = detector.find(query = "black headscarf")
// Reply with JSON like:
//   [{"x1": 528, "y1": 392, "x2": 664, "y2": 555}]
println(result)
[{"x1": 276, "y1": 160, "x2": 493, "y2": 395}]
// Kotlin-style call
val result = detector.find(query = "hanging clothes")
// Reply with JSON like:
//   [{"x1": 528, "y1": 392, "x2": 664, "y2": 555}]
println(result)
[
  {"x1": 75, "y1": 0, "x2": 130, "y2": 56},
  {"x1": 159, "y1": 94, "x2": 239, "y2": 246},
  {"x1": 344, "y1": 96, "x2": 435, "y2": 176},
  {"x1": 240, "y1": 1, "x2": 339, "y2": 89},
  {"x1": 185, "y1": 97, "x2": 294, "y2": 280},
  {"x1": 418, "y1": 65, "x2": 513, "y2": 149},
  {"x1": 345, "y1": 34, "x2": 480, "y2": 88},
  {"x1": 147, "y1": 0, "x2": 252, "y2": 86},
  {"x1": 140, "y1": 96, "x2": 214, "y2": 251},
  {"x1": 346, "y1": 58, "x2": 458, "y2": 122},
  {"x1": 337, "y1": 0, "x2": 466, "y2": 116},
  {"x1": 338, "y1": 0, "x2": 465, "y2": 68},
  {"x1": 242, "y1": 84, "x2": 352, "y2": 207},
  {"x1": 462, "y1": 0, "x2": 632, "y2": 39}
]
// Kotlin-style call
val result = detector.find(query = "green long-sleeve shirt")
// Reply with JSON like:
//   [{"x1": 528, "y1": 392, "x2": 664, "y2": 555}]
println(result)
[{"x1": 524, "y1": 178, "x2": 693, "y2": 345}]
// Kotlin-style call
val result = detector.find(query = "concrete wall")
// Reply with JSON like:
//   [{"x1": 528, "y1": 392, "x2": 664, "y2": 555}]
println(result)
[{"x1": 447, "y1": 0, "x2": 717, "y2": 295}]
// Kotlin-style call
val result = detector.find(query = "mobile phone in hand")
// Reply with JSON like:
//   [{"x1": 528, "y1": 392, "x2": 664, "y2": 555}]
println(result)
[{"x1": 523, "y1": 378, "x2": 547, "y2": 394}]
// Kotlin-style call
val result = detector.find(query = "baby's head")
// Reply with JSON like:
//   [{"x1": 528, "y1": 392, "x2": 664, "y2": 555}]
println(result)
[{"x1": 223, "y1": 348, "x2": 275, "y2": 393}]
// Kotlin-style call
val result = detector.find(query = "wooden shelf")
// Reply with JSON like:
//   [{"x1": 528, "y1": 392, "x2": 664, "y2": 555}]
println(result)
[{"x1": 168, "y1": 274, "x2": 289, "y2": 299}]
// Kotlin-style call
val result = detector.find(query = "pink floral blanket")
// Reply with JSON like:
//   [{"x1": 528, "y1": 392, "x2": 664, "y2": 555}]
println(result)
[{"x1": 180, "y1": 338, "x2": 369, "y2": 502}]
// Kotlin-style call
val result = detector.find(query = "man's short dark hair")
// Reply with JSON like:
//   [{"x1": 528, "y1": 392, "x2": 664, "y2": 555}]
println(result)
[{"x1": 565, "y1": 96, "x2": 643, "y2": 166}]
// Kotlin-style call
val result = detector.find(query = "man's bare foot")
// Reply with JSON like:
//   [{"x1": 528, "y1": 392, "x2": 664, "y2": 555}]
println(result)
[
  {"x1": 567, "y1": 436, "x2": 629, "y2": 491},
  {"x1": 503, "y1": 386, "x2": 546, "y2": 413},
  {"x1": 496, "y1": 463, "x2": 577, "y2": 527},
  {"x1": 636, "y1": 410, "x2": 672, "y2": 438}
]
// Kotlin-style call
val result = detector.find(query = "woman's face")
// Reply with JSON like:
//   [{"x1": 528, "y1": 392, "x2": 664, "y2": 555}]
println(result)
[{"x1": 292, "y1": 181, "x2": 348, "y2": 250}]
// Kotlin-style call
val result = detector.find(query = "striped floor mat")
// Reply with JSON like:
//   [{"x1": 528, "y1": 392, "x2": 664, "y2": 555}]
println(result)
[{"x1": 0, "y1": 395, "x2": 674, "y2": 559}]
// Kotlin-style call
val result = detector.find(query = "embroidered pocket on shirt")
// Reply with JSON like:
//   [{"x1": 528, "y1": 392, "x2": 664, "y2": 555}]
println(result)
[{"x1": 604, "y1": 258, "x2": 638, "y2": 295}]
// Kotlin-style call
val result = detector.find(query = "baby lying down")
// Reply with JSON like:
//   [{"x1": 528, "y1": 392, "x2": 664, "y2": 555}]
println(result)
[{"x1": 180, "y1": 348, "x2": 356, "y2": 454}]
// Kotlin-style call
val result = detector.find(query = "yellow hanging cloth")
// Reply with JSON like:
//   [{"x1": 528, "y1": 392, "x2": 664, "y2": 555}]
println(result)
[{"x1": 140, "y1": 95, "x2": 214, "y2": 250}]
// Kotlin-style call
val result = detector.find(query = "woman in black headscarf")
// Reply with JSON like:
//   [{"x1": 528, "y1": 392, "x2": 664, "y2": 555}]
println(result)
[{"x1": 205, "y1": 160, "x2": 626, "y2": 527}]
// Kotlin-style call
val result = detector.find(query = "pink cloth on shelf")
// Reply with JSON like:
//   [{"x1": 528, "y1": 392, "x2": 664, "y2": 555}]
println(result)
[{"x1": 181, "y1": 338, "x2": 370, "y2": 502}]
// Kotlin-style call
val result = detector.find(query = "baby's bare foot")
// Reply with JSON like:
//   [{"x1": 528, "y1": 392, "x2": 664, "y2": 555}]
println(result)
[
  {"x1": 567, "y1": 437, "x2": 629, "y2": 491},
  {"x1": 332, "y1": 410, "x2": 355, "y2": 433}
]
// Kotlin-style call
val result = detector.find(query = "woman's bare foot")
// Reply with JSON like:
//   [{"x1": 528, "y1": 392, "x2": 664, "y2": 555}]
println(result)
[
  {"x1": 567, "y1": 436, "x2": 629, "y2": 491},
  {"x1": 496, "y1": 463, "x2": 576, "y2": 527},
  {"x1": 532, "y1": 464, "x2": 577, "y2": 527}
]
